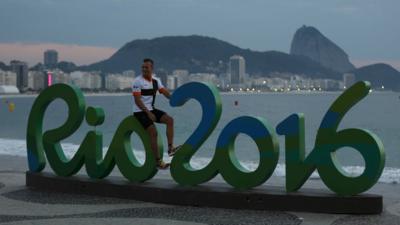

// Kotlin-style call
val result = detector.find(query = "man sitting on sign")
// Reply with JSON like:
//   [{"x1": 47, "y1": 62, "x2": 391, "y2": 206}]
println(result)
[{"x1": 132, "y1": 58, "x2": 180, "y2": 169}]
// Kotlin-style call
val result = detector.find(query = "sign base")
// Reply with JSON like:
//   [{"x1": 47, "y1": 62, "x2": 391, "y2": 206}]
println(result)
[{"x1": 25, "y1": 171, "x2": 382, "y2": 214}]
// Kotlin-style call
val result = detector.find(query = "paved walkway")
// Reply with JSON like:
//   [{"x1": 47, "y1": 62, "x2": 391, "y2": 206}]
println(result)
[{"x1": 0, "y1": 155, "x2": 399, "y2": 225}]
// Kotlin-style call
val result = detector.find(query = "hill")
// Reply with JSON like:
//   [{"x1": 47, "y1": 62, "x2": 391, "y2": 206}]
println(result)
[
  {"x1": 81, "y1": 35, "x2": 340, "y2": 79},
  {"x1": 352, "y1": 63, "x2": 400, "y2": 91},
  {"x1": 290, "y1": 25, "x2": 355, "y2": 73},
  {"x1": 0, "y1": 61, "x2": 10, "y2": 71}
]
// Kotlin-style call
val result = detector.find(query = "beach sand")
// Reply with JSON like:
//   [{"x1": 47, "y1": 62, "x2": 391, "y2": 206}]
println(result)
[{"x1": 0, "y1": 154, "x2": 399, "y2": 225}]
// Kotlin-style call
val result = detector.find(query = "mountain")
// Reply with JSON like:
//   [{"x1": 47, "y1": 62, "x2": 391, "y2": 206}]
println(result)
[
  {"x1": 57, "y1": 61, "x2": 78, "y2": 73},
  {"x1": 82, "y1": 35, "x2": 340, "y2": 79},
  {"x1": 352, "y1": 63, "x2": 400, "y2": 91},
  {"x1": 30, "y1": 61, "x2": 78, "y2": 73},
  {"x1": 30, "y1": 63, "x2": 45, "y2": 71},
  {"x1": 290, "y1": 25, "x2": 355, "y2": 73},
  {"x1": 0, "y1": 61, "x2": 10, "y2": 71}
]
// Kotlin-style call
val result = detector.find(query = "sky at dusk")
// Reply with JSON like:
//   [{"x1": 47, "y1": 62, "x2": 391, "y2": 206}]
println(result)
[{"x1": 0, "y1": 0, "x2": 399, "y2": 69}]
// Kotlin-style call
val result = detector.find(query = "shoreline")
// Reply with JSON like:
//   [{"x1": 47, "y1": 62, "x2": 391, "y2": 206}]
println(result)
[{"x1": 0, "y1": 90, "x2": 397, "y2": 99}]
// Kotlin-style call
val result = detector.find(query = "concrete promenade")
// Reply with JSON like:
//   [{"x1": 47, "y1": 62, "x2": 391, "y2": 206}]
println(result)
[{"x1": 0, "y1": 155, "x2": 399, "y2": 225}]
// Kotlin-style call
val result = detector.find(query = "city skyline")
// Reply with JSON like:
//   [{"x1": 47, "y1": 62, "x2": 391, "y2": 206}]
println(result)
[
  {"x1": 0, "y1": 52, "x2": 369, "y2": 93},
  {"x1": 0, "y1": 36, "x2": 399, "y2": 71}
]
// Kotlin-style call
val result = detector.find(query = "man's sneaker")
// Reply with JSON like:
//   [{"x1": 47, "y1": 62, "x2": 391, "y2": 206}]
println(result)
[
  {"x1": 156, "y1": 159, "x2": 170, "y2": 170},
  {"x1": 168, "y1": 145, "x2": 182, "y2": 157}
]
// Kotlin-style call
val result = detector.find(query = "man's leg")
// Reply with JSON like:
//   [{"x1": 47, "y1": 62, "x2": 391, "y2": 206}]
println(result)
[
  {"x1": 146, "y1": 125, "x2": 160, "y2": 160},
  {"x1": 135, "y1": 112, "x2": 168, "y2": 169},
  {"x1": 146, "y1": 125, "x2": 169, "y2": 169},
  {"x1": 160, "y1": 114, "x2": 174, "y2": 148}
]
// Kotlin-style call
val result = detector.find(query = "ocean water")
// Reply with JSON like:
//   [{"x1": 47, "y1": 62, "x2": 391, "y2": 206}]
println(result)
[{"x1": 1, "y1": 91, "x2": 400, "y2": 184}]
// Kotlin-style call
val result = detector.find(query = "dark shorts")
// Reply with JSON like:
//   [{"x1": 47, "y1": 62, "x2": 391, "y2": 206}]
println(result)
[{"x1": 134, "y1": 108, "x2": 166, "y2": 129}]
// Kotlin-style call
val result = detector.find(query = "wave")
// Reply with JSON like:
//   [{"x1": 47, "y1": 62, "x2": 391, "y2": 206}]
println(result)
[{"x1": 1, "y1": 138, "x2": 398, "y2": 184}]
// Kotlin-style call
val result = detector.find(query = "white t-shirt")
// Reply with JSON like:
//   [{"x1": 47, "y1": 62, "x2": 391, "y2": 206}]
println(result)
[{"x1": 132, "y1": 75, "x2": 165, "y2": 112}]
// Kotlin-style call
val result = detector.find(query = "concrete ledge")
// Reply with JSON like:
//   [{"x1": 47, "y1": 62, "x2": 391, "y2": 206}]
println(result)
[{"x1": 26, "y1": 171, "x2": 382, "y2": 214}]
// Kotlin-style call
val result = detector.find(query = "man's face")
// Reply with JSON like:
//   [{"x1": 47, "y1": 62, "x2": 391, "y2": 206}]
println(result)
[{"x1": 142, "y1": 62, "x2": 153, "y2": 77}]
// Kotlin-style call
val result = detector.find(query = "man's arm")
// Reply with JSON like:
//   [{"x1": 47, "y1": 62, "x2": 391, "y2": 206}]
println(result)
[
  {"x1": 132, "y1": 79, "x2": 156, "y2": 121},
  {"x1": 159, "y1": 88, "x2": 171, "y2": 99},
  {"x1": 134, "y1": 95, "x2": 156, "y2": 121},
  {"x1": 134, "y1": 95, "x2": 149, "y2": 113}
]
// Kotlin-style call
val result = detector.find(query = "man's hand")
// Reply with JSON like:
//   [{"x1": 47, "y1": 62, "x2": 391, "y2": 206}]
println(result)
[{"x1": 147, "y1": 111, "x2": 156, "y2": 122}]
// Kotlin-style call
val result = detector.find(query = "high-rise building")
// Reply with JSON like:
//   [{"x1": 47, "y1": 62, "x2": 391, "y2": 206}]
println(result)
[
  {"x1": 343, "y1": 73, "x2": 356, "y2": 88},
  {"x1": 105, "y1": 74, "x2": 134, "y2": 91},
  {"x1": 229, "y1": 55, "x2": 245, "y2": 88},
  {"x1": 167, "y1": 75, "x2": 179, "y2": 90},
  {"x1": 28, "y1": 71, "x2": 45, "y2": 90},
  {"x1": 188, "y1": 73, "x2": 219, "y2": 84},
  {"x1": 123, "y1": 70, "x2": 135, "y2": 78},
  {"x1": 172, "y1": 69, "x2": 189, "y2": 87},
  {"x1": 156, "y1": 69, "x2": 168, "y2": 86},
  {"x1": 0, "y1": 70, "x2": 17, "y2": 86},
  {"x1": 10, "y1": 60, "x2": 28, "y2": 92},
  {"x1": 101, "y1": 73, "x2": 106, "y2": 90},
  {"x1": 44, "y1": 50, "x2": 58, "y2": 69},
  {"x1": 51, "y1": 69, "x2": 70, "y2": 84},
  {"x1": 70, "y1": 71, "x2": 101, "y2": 90}
]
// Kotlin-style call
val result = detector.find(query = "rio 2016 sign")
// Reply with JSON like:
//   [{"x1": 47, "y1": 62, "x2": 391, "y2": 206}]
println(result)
[{"x1": 26, "y1": 81, "x2": 385, "y2": 196}]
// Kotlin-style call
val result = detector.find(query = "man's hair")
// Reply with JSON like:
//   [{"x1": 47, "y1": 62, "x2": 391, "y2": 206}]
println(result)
[{"x1": 143, "y1": 58, "x2": 154, "y2": 66}]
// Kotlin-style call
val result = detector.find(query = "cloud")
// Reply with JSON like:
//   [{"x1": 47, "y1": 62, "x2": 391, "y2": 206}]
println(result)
[
  {"x1": 0, "y1": 43, "x2": 116, "y2": 66},
  {"x1": 332, "y1": 6, "x2": 358, "y2": 14}
]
